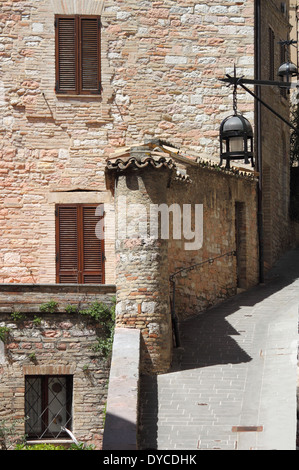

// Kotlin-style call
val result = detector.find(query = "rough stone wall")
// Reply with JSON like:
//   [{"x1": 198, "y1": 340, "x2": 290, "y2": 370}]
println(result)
[
  {"x1": 0, "y1": 284, "x2": 116, "y2": 312},
  {"x1": 114, "y1": 166, "x2": 173, "y2": 374},
  {"x1": 167, "y1": 166, "x2": 259, "y2": 319},
  {"x1": 0, "y1": 285, "x2": 116, "y2": 449},
  {"x1": 259, "y1": 0, "x2": 292, "y2": 269},
  {"x1": 0, "y1": 0, "x2": 255, "y2": 284}
]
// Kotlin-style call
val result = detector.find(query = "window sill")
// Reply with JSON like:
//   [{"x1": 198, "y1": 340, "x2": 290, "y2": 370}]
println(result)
[
  {"x1": 26, "y1": 439, "x2": 73, "y2": 445},
  {"x1": 56, "y1": 94, "x2": 102, "y2": 99}
]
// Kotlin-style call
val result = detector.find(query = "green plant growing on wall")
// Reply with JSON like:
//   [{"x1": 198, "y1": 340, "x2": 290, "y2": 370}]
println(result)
[
  {"x1": 28, "y1": 351, "x2": 37, "y2": 363},
  {"x1": 79, "y1": 300, "x2": 114, "y2": 323},
  {"x1": 79, "y1": 298, "x2": 116, "y2": 358},
  {"x1": 39, "y1": 300, "x2": 58, "y2": 314},
  {"x1": 33, "y1": 316, "x2": 42, "y2": 326},
  {"x1": 65, "y1": 304, "x2": 79, "y2": 314},
  {"x1": 0, "y1": 327, "x2": 10, "y2": 343},
  {"x1": 11, "y1": 310, "x2": 25, "y2": 322}
]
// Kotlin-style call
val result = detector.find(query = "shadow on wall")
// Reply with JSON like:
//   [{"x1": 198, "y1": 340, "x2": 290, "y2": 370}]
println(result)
[{"x1": 103, "y1": 413, "x2": 138, "y2": 451}]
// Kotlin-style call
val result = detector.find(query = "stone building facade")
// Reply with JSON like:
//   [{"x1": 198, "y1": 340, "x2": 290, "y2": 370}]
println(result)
[
  {"x1": 0, "y1": 0, "x2": 258, "y2": 285},
  {"x1": 0, "y1": 0, "x2": 295, "y2": 449},
  {"x1": 257, "y1": 0, "x2": 295, "y2": 270}
]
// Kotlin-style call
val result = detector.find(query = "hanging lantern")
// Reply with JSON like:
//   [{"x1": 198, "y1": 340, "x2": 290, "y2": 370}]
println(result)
[
  {"x1": 220, "y1": 78, "x2": 254, "y2": 169},
  {"x1": 220, "y1": 114, "x2": 254, "y2": 169},
  {"x1": 278, "y1": 61, "x2": 298, "y2": 83}
]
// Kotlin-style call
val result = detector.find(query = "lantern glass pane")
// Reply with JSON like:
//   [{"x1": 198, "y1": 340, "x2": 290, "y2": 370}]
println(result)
[{"x1": 230, "y1": 137, "x2": 244, "y2": 153}]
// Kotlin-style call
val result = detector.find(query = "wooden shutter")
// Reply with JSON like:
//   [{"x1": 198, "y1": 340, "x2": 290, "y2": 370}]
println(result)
[
  {"x1": 81, "y1": 206, "x2": 105, "y2": 283},
  {"x1": 55, "y1": 16, "x2": 77, "y2": 94},
  {"x1": 56, "y1": 204, "x2": 105, "y2": 284},
  {"x1": 55, "y1": 15, "x2": 101, "y2": 95},
  {"x1": 56, "y1": 205, "x2": 79, "y2": 283},
  {"x1": 80, "y1": 17, "x2": 101, "y2": 93}
]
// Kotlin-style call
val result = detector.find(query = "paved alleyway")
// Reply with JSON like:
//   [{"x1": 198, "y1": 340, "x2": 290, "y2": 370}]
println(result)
[{"x1": 139, "y1": 249, "x2": 299, "y2": 451}]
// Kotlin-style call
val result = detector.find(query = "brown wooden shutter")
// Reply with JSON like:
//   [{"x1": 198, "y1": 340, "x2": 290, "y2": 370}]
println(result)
[
  {"x1": 80, "y1": 17, "x2": 101, "y2": 94},
  {"x1": 55, "y1": 15, "x2": 101, "y2": 95},
  {"x1": 56, "y1": 205, "x2": 79, "y2": 283},
  {"x1": 55, "y1": 16, "x2": 77, "y2": 94},
  {"x1": 81, "y1": 205, "x2": 105, "y2": 284},
  {"x1": 56, "y1": 204, "x2": 105, "y2": 284}
]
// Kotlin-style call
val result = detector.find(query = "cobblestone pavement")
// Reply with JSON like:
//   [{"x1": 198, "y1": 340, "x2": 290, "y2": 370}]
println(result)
[{"x1": 139, "y1": 249, "x2": 299, "y2": 450}]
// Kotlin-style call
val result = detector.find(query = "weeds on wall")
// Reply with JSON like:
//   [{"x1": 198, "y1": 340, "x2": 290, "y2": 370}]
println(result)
[
  {"x1": 7, "y1": 298, "x2": 116, "y2": 359},
  {"x1": 62, "y1": 299, "x2": 116, "y2": 357},
  {"x1": 80, "y1": 299, "x2": 116, "y2": 358},
  {"x1": 0, "y1": 327, "x2": 10, "y2": 343},
  {"x1": 39, "y1": 300, "x2": 59, "y2": 314}
]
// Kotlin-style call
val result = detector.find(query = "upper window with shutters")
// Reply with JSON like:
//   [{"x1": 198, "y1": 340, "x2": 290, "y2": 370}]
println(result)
[{"x1": 55, "y1": 15, "x2": 101, "y2": 95}]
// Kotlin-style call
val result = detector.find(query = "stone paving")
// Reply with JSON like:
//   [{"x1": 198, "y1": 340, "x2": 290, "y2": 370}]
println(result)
[{"x1": 139, "y1": 249, "x2": 299, "y2": 451}]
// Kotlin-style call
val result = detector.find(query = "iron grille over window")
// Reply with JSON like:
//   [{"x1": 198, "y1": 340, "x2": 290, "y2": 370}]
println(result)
[
  {"x1": 25, "y1": 376, "x2": 73, "y2": 439},
  {"x1": 55, "y1": 15, "x2": 101, "y2": 95}
]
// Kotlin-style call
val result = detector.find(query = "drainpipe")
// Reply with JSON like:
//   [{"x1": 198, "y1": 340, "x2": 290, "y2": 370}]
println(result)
[{"x1": 255, "y1": 0, "x2": 265, "y2": 283}]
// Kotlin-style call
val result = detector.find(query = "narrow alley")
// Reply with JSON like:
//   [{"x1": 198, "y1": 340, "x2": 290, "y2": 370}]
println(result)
[{"x1": 139, "y1": 249, "x2": 299, "y2": 451}]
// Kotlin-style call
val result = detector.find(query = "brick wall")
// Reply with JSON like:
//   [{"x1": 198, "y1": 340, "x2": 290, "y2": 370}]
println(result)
[
  {"x1": 0, "y1": 284, "x2": 116, "y2": 449},
  {"x1": 0, "y1": 0, "x2": 256, "y2": 284}
]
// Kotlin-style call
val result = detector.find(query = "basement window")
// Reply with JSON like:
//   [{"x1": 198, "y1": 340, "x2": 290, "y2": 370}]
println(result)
[
  {"x1": 25, "y1": 375, "x2": 73, "y2": 440},
  {"x1": 55, "y1": 15, "x2": 101, "y2": 95}
]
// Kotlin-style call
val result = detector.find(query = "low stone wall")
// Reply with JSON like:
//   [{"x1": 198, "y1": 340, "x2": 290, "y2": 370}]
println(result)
[
  {"x1": 0, "y1": 284, "x2": 116, "y2": 450},
  {"x1": 0, "y1": 284, "x2": 116, "y2": 313},
  {"x1": 103, "y1": 328, "x2": 141, "y2": 450}
]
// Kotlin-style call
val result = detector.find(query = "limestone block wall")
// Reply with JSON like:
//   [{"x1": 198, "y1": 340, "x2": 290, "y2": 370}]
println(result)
[
  {"x1": 0, "y1": 0, "x2": 255, "y2": 284},
  {"x1": 167, "y1": 166, "x2": 259, "y2": 320}
]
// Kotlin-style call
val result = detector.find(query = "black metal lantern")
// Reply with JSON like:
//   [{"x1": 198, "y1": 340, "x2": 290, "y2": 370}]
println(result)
[
  {"x1": 278, "y1": 61, "x2": 298, "y2": 82},
  {"x1": 220, "y1": 77, "x2": 254, "y2": 169},
  {"x1": 277, "y1": 39, "x2": 298, "y2": 83},
  {"x1": 220, "y1": 113, "x2": 254, "y2": 169}
]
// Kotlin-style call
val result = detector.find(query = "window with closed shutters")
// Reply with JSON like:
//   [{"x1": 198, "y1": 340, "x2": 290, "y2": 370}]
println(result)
[
  {"x1": 55, "y1": 204, "x2": 105, "y2": 284},
  {"x1": 55, "y1": 15, "x2": 101, "y2": 95}
]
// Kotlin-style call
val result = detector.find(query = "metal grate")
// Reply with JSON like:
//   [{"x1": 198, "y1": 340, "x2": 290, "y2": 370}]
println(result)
[{"x1": 25, "y1": 376, "x2": 73, "y2": 439}]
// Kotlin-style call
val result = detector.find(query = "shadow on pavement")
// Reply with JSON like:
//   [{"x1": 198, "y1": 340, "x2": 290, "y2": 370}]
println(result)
[{"x1": 138, "y1": 248, "x2": 299, "y2": 449}]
